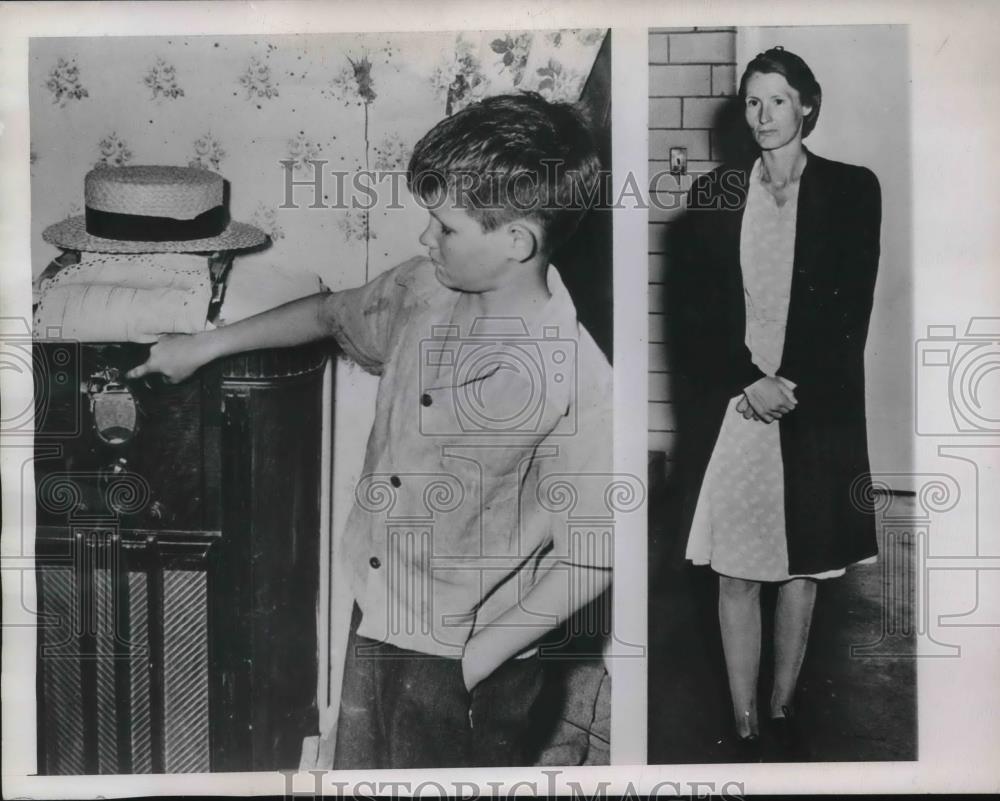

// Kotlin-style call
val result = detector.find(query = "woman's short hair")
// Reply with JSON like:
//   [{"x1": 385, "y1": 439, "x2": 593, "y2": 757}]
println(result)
[{"x1": 738, "y1": 46, "x2": 822, "y2": 138}]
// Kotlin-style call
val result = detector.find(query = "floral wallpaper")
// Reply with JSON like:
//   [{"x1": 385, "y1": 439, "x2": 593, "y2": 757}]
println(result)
[
  {"x1": 30, "y1": 30, "x2": 606, "y2": 289},
  {"x1": 44, "y1": 58, "x2": 89, "y2": 106},
  {"x1": 143, "y1": 57, "x2": 185, "y2": 100}
]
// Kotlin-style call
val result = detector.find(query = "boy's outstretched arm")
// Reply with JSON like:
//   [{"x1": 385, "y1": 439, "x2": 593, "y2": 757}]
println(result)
[
  {"x1": 126, "y1": 292, "x2": 336, "y2": 383},
  {"x1": 461, "y1": 562, "x2": 612, "y2": 692}
]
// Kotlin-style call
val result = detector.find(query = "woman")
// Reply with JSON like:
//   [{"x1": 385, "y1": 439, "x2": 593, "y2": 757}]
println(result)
[{"x1": 673, "y1": 47, "x2": 882, "y2": 760}]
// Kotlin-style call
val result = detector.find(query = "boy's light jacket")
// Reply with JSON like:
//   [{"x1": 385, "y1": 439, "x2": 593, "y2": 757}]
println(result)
[{"x1": 327, "y1": 257, "x2": 615, "y2": 657}]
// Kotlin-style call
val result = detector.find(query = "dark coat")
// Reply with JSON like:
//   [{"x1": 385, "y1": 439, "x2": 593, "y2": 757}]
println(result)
[{"x1": 669, "y1": 149, "x2": 882, "y2": 575}]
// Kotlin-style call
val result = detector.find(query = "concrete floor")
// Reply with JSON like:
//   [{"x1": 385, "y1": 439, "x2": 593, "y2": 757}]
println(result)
[{"x1": 648, "y1": 460, "x2": 917, "y2": 764}]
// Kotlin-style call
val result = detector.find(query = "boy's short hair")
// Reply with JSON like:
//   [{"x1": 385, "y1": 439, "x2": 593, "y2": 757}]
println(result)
[{"x1": 407, "y1": 92, "x2": 602, "y2": 253}]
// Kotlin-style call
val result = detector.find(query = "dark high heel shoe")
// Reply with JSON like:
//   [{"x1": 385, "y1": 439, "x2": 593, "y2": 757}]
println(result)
[
  {"x1": 734, "y1": 732, "x2": 763, "y2": 763},
  {"x1": 767, "y1": 705, "x2": 812, "y2": 762},
  {"x1": 719, "y1": 711, "x2": 762, "y2": 763}
]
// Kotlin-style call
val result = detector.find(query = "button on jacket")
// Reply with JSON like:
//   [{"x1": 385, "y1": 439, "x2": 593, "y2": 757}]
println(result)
[{"x1": 327, "y1": 257, "x2": 613, "y2": 657}]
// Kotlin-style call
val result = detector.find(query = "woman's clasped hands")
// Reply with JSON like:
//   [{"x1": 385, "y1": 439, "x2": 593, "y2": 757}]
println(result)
[{"x1": 737, "y1": 375, "x2": 798, "y2": 423}]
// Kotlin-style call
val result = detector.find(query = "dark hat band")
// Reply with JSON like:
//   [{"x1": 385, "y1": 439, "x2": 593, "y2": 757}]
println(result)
[{"x1": 85, "y1": 205, "x2": 230, "y2": 243}]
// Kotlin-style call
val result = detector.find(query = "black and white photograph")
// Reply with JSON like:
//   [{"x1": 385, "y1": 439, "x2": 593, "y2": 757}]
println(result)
[
  {"x1": 2, "y1": 2, "x2": 1000, "y2": 798},
  {"x1": 18, "y1": 26, "x2": 614, "y2": 775},
  {"x1": 646, "y1": 25, "x2": 916, "y2": 763}
]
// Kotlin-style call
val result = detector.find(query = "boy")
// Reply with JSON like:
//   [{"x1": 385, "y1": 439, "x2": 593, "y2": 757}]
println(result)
[{"x1": 128, "y1": 92, "x2": 612, "y2": 768}]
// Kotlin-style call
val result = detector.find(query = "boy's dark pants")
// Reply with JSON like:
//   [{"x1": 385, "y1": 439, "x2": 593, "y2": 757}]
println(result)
[{"x1": 333, "y1": 604, "x2": 544, "y2": 768}]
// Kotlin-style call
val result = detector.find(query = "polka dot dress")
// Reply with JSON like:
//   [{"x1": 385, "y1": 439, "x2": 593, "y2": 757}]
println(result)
[{"x1": 685, "y1": 158, "x2": 841, "y2": 581}]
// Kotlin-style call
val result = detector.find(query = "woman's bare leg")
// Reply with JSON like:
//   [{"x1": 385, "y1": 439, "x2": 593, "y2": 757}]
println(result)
[
  {"x1": 770, "y1": 577, "x2": 818, "y2": 717},
  {"x1": 718, "y1": 575, "x2": 763, "y2": 737}
]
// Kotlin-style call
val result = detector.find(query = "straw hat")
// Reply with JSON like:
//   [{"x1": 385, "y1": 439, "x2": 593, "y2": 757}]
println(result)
[{"x1": 42, "y1": 165, "x2": 268, "y2": 253}]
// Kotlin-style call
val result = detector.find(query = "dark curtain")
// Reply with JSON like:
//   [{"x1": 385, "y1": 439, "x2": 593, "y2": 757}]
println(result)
[{"x1": 554, "y1": 31, "x2": 613, "y2": 364}]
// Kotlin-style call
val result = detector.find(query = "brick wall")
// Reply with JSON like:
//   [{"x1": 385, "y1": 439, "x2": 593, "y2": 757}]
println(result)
[{"x1": 648, "y1": 27, "x2": 737, "y2": 460}]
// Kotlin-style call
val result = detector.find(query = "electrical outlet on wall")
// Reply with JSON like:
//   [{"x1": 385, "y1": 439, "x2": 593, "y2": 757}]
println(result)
[{"x1": 669, "y1": 147, "x2": 687, "y2": 176}]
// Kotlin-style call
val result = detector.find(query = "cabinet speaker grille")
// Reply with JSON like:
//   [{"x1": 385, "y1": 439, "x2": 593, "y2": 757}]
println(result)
[{"x1": 37, "y1": 534, "x2": 212, "y2": 774}]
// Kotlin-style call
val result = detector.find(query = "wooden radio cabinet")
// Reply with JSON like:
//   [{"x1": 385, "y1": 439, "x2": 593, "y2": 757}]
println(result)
[{"x1": 33, "y1": 340, "x2": 329, "y2": 774}]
